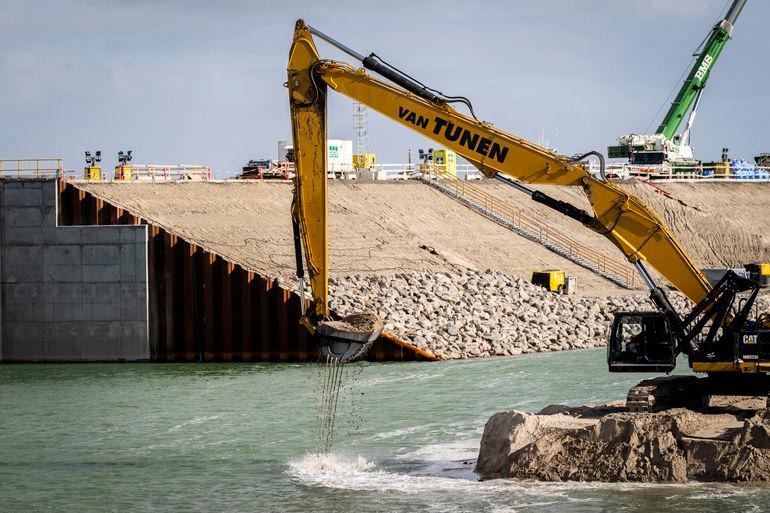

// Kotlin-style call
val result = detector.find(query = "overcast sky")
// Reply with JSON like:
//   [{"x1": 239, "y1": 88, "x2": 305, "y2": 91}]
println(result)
[{"x1": 1, "y1": 0, "x2": 767, "y2": 177}]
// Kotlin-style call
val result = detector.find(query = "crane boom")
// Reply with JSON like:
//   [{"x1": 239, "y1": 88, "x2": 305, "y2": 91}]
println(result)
[
  {"x1": 656, "y1": 0, "x2": 747, "y2": 140},
  {"x1": 608, "y1": 0, "x2": 747, "y2": 165},
  {"x1": 287, "y1": 19, "x2": 711, "y2": 324}
]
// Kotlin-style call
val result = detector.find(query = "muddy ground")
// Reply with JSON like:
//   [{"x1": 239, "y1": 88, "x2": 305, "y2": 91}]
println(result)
[{"x1": 476, "y1": 394, "x2": 770, "y2": 484}]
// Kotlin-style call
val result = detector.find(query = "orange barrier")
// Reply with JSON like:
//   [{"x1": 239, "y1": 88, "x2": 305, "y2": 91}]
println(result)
[{"x1": 381, "y1": 331, "x2": 438, "y2": 361}]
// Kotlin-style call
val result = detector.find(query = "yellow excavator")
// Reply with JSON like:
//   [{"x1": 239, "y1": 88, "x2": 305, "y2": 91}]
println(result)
[{"x1": 287, "y1": 20, "x2": 770, "y2": 409}]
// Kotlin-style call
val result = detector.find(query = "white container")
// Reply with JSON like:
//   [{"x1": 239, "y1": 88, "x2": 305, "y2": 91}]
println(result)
[
  {"x1": 279, "y1": 138, "x2": 354, "y2": 175},
  {"x1": 328, "y1": 139, "x2": 353, "y2": 168}
]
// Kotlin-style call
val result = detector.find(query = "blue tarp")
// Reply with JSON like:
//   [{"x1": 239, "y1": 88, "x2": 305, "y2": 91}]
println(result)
[
  {"x1": 702, "y1": 159, "x2": 769, "y2": 179},
  {"x1": 727, "y1": 158, "x2": 770, "y2": 179}
]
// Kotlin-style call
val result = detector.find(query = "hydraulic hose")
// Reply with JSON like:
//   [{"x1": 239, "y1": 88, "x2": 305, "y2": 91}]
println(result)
[
  {"x1": 494, "y1": 173, "x2": 595, "y2": 226},
  {"x1": 291, "y1": 214, "x2": 307, "y2": 316},
  {"x1": 570, "y1": 151, "x2": 607, "y2": 182}
]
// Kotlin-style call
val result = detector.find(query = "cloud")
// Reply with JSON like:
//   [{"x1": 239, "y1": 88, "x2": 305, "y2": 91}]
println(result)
[{"x1": 0, "y1": 0, "x2": 766, "y2": 171}]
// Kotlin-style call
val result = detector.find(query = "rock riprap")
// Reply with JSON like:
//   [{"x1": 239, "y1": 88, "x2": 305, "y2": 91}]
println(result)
[
  {"x1": 326, "y1": 270, "x2": 690, "y2": 359},
  {"x1": 476, "y1": 401, "x2": 770, "y2": 483}
]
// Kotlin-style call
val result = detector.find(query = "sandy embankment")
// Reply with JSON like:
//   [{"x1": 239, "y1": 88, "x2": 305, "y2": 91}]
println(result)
[
  {"x1": 76, "y1": 180, "x2": 770, "y2": 287},
  {"x1": 75, "y1": 180, "x2": 770, "y2": 358}
]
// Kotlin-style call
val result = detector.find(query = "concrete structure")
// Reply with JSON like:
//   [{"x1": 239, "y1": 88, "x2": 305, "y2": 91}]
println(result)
[
  {"x1": 55, "y1": 180, "x2": 427, "y2": 362},
  {"x1": 0, "y1": 178, "x2": 430, "y2": 363},
  {"x1": 0, "y1": 179, "x2": 148, "y2": 361}
]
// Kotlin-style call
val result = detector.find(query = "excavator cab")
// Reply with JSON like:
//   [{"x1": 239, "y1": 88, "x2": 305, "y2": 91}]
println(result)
[{"x1": 608, "y1": 312, "x2": 676, "y2": 373}]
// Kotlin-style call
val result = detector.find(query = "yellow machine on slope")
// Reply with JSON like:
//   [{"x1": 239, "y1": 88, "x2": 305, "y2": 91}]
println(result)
[{"x1": 287, "y1": 21, "x2": 770, "y2": 408}]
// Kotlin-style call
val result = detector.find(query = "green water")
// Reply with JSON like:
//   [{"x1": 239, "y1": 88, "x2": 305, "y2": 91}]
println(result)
[{"x1": 1, "y1": 349, "x2": 767, "y2": 512}]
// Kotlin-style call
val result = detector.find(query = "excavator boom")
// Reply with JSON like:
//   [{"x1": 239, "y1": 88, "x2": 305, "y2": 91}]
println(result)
[
  {"x1": 287, "y1": 19, "x2": 769, "y2": 411},
  {"x1": 287, "y1": 19, "x2": 711, "y2": 329}
]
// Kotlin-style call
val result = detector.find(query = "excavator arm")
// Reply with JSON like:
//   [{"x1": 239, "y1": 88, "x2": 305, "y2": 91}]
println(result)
[{"x1": 288, "y1": 19, "x2": 711, "y2": 329}]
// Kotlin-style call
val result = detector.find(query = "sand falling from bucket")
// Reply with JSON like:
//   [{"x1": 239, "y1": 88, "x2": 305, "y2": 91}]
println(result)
[{"x1": 316, "y1": 354, "x2": 346, "y2": 453}]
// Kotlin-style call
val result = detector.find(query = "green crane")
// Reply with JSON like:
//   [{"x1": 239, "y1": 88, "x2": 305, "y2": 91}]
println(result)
[{"x1": 608, "y1": 0, "x2": 747, "y2": 166}]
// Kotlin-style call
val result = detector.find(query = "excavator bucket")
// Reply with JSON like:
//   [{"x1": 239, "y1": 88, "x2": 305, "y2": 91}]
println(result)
[{"x1": 317, "y1": 312, "x2": 383, "y2": 363}]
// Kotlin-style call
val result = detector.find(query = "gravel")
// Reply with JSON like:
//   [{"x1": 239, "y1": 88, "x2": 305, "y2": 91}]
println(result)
[{"x1": 322, "y1": 269, "x2": 770, "y2": 360}]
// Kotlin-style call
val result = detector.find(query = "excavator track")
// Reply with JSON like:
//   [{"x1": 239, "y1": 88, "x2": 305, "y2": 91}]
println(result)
[
  {"x1": 626, "y1": 384, "x2": 658, "y2": 412},
  {"x1": 627, "y1": 374, "x2": 770, "y2": 412},
  {"x1": 626, "y1": 375, "x2": 705, "y2": 412}
]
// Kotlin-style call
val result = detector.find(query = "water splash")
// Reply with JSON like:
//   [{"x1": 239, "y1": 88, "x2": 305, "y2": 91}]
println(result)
[{"x1": 287, "y1": 452, "x2": 516, "y2": 495}]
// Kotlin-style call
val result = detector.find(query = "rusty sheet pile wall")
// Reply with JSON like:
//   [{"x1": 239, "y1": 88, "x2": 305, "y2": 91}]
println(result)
[{"x1": 58, "y1": 180, "x2": 427, "y2": 362}]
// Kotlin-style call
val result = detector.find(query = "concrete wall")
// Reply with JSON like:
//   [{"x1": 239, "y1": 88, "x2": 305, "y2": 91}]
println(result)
[{"x1": 0, "y1": 179, "x2": 149, "y2": 361}]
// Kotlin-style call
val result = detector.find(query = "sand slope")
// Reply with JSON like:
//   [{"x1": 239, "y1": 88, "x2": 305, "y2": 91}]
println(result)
[
  {"x1": 75, "y1": 181, "x2": 628, "y2": 294},
  {"x1": 74, "y1": 180, "x2": 770, "y2": 295}
]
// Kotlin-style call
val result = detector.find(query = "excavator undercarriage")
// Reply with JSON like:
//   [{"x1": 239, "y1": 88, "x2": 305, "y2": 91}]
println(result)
[{"x1": 626, "y1": 374, "x2": 770, "y2": 413}]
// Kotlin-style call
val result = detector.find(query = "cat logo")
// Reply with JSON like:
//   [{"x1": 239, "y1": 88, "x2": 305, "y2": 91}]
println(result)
[{"x1": 743, "y1": 334, "x2": 758, "y2": 345}]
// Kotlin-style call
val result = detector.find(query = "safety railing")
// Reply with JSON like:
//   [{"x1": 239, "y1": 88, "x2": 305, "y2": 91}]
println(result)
[
  {"x1": 111, "y1": 164, "x2": 212, "y2": 181},
  {"x1": 358, "y1": 163, "x2": 416, "y2": 180},
  {"x1": 358, "y1": 163, "x2": 485, "y2": 181},
  {"x1": 586, "y1": 162, "x2": 770, "y2": 182},
  {"x1": 422, "y1": 169, "x2": 638, "y2": 288},
  {"x1": 240, "y1": 161, "x2": 296, "y2": 180},
  {"x1": 643, "y1": 170, "x2": 770, "y2": 182},
  {"x1": 0, "y1": 158, "x2": 63, "y2": 178}
]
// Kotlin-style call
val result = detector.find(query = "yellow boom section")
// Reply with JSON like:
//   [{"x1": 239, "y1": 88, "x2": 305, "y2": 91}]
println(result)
[
  {"x1": 584, "y1": 177, "x2": 711, "y2": 303},
  {"x1": 287, "y1": 20, "x2": 712, "y2": 320},
  {"x1": 288, "y1": 22, "x2": 328, "y2": 318}
]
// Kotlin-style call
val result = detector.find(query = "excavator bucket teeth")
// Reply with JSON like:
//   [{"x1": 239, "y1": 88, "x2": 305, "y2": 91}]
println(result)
[{"x1": 317, "y1": 312, "x2": 383, "y2": 363}]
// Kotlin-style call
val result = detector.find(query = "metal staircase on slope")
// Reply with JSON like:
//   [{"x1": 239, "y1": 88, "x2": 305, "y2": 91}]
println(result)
[{"x1": 419, "y1": 171, "x2": 638, "y2": 289}]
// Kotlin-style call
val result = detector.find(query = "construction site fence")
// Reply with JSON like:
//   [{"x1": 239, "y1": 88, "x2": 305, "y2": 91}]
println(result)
[
  {"x1": 589, "y1": 162, "x2": 770, "y2": 183},
  {"x1": 357, "y1": 163, "x2": 484, "y2": 181},
  {"x1": 637, "y1": 172, "x2": 770, "y2": 183},
  {"x1": 423, "y1": 169, "x2": 637, "y2": 288},
  {"x1": 238, "y1": 162, "x2": 485, "y2": 181},
  {"x1": 123, "y1": 164, "x2": 212, "y2": 181},
  {"x1": 0, "y1": 158, "x2": 63, "y2": 178},
  {"x1": 70, "y1": 164, "x2": 213, "y2": 182}
]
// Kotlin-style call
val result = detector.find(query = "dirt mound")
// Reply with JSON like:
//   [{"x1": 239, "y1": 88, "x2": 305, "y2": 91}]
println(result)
[
  {"x1": 476, "y1": 401, "x2": 770, "y2": 484},
  {"x1": 75, "y1": 180, "x2": 770, "y2": 296}
]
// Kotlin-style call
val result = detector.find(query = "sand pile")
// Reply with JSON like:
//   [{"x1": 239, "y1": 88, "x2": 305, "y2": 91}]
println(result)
[
  {"x1": 75, "y1": 180, "x2": 770, "y2": 292},
  {"x1": 623, "y1": 183, "x2": 770, "y2": 268},
  {"x1": 476, "y1": 399, "x2": 770, "y2": 484},
  {"x1": 483, "y1": 180, "x2": 770, "y2": 270}
]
